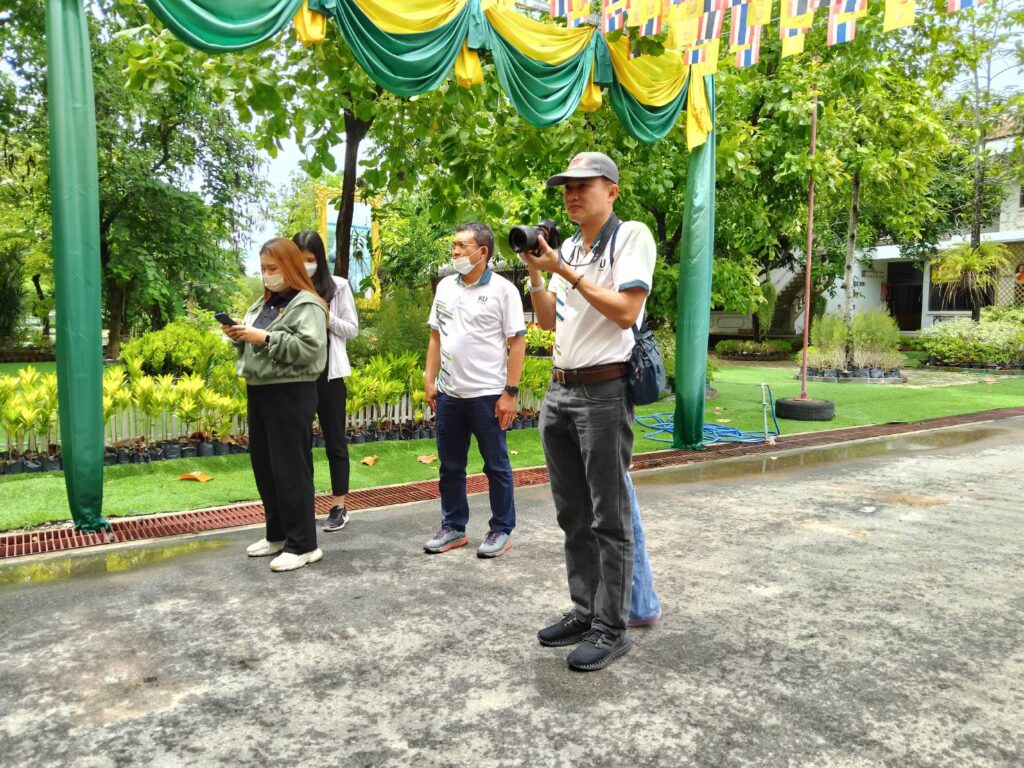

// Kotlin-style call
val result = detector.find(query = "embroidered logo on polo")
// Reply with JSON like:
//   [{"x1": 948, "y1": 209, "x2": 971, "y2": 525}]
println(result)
[{"x1": 477, "y1": 296, "x2": 489, "y2": 304}]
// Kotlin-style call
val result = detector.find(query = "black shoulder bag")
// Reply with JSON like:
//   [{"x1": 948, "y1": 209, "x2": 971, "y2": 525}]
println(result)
[{"x1": 607, "y1": 225, "x2": 666, "y2": 406}]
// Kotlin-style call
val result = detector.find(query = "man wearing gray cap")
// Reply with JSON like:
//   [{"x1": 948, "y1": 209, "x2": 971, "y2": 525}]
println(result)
[{"x1": 520, "y1": 151, "x2": 659, "y2": 671}]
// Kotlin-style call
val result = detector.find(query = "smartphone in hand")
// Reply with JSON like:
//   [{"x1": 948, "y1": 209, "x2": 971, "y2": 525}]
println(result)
[{"x1": 214, "y1": 312, "x2": 239, "y2": 326}]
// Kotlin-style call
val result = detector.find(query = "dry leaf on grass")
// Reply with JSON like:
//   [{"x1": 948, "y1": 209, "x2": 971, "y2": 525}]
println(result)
[
  {"x1": 361, "y1": 455, "x2": 380, "y2": 466},
  {"x1": 716, "y1": 418, "x2": 731, "y2": 424},
  {"x1": 416, "y1": 455, "x2": 437, "y2": 465},
  {"x1": 509, "y1": 450, "x2": 519, "y2": 456},
  {"x1": 179, "y1": 471, "x2": 212, "y2": 483}
]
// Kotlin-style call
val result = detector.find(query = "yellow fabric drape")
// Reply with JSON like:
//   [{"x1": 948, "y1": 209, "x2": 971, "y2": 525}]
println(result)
[
  {"x1": 883, "y1": 0, "x2": 916, "y2": 31},
  {"x1": 352, "y1": 0, "x2": 466, "y2": 34},
  {"x1": 294, "y1": 1, "x2": 327, "y2": 45},
  {"x1": 485, "y1": 6, "x2": 593, "y2": 66},
  {"x1": 686, "y1": 71, "x2": 713, "y2": 151},
  {"x1": 692, "y1": 39, "x2": 720, "y2": 76},
  {"x1": 578, "y1": 66, "x2": 603, "y2": 112},
  {"x1": 455, "y1": 40, "x2": 484, "y2": 87},
  {"x1": 607, "y1": 35, "x2": 687, "y2": 107}
]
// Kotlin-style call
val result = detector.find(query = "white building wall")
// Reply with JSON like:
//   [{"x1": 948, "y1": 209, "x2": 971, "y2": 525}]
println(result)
[
  {"x1": 822, "y1": 260, "x2": 887, "y2": 318},
  {"x1": 999, "y1": 179, "x2": 1024, "y2": 232}
]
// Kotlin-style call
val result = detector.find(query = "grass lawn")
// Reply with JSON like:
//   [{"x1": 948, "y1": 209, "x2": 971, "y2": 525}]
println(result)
[
  {"x1": 0, "y1": 361, "x2": 57, "y2": 377},
  {"x1": 1, "y1": 360, "x2": 1022, "y2": 532}
]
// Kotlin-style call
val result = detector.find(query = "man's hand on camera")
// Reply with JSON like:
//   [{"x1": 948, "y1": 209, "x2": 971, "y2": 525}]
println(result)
[{"x1": 523, "y1": 234, "x2": 562, "y2": 275}]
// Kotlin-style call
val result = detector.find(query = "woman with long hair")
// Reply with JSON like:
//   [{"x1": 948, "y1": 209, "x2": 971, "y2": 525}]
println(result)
[
  {"x1": 292, "y1": 230, "x2": 359, "y2": 532},
  {"x1": 222, "y1": 237, "x2": 328, "y2": 571}
]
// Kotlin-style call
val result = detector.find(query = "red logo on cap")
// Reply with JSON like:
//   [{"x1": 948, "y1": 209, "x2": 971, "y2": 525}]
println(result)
[{"x1": 568, "y1": 156, "x2": 590, "y2": 169}]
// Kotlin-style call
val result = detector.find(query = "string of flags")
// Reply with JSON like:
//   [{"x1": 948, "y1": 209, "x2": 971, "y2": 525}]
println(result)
[{"x1": 549, "y1": 0, "x2": 985, "y2": 70}]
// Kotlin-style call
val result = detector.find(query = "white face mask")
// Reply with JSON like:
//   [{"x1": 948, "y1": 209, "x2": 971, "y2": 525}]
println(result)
[
  {"x1": 263, "y1": 273, "x2": 287, "y2": 292},
  {"x1": 452, "y1": 248, "x2": 482, "y2": 275},
  {"x1": 304, "y1": 263, "x2": 318, "y2": 278}
]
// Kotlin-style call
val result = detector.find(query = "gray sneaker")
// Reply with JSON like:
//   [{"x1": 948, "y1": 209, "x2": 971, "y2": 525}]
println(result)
[
  {"x1": 477, "y1": 531, "x2": 512, "y2": 558},
  {"x1": 323, "y1": 505, "x2": 349, "y2": 532},
  {"x1": 424, "y1": 525, "x2": 468, "y2": 554}
]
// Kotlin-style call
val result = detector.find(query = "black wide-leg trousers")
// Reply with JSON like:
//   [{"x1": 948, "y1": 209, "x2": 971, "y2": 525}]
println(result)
[{"x1": 247, "y1": 381, "x2": 318, "y2": 554}]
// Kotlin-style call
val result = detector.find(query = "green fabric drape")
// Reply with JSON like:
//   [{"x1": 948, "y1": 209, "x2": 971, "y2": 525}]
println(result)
[
  {"x1": 674, "y1": 75, "x2": 716, "y2": 449},
  {"x1": 608, "y1": 76, "x2": 688, "y2": 144},
  {"x1": 481, "y1": 23, "x2": 597, "y2": 128},
  {"x1": 144, "y1": 0, "x2": 304, "y2": 53},
  {"x1": 313, "y1": 0, "x2": 474, "y2": 97},
  {"x1": 45, "y1": 0, "x2": 108, "y2": 532}
]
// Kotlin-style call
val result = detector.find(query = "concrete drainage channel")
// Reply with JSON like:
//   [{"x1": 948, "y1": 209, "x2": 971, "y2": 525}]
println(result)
[{"x1": 2, "y1": 406, "x2": 1022, "y2": 561}]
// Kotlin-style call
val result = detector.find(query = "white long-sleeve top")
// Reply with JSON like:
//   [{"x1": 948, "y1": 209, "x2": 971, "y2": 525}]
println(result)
[{"x1": 325, "y1": 275, "x2": 359, "y2": 380}]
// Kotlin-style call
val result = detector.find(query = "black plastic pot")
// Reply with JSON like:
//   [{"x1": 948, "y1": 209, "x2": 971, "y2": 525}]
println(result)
[
  {"x1": 852, "y1": 368, "x2": 869, "y2": 378},
  {"x1": 823, "y1": 369, "x2": 839, "y2": 379},
  {"x1": 129, "y1": 451, "x2": 143, "y2": 464},
  {"x1": 349, "y1": 433, "x2": 365, "y2": 444},
  {"x1": 869, "y1": 368, "x2": 885, "y2": 379},
  {"x1": 162, "y1": 441, "x2": 182, "y2": 459},
  {"x1": 148, "y1": 446, "x2": 165, "y2": 462},
  {"x1": 197, "y1": 441, "x2": 214, "y2": 458},
  {"x1": 23, "y1": 459, "x2": 42, "y2": 473},
  {"x1": 213, "y1": 440, "x2": 229, "y2": 456},
  {"x1": 42, "y1": 456, "x2": 61, "y2": 471},
  {"x1": 180, "y1": 445, "x2": 197, "y2": 458},
  {"x1": 5, "y1": 459, "x2": 24, "y2": 475},
  {"x1": 103, "y1": 451, "x2": 117, "y2": 466},
  {"x1": 512, "y1": 419, "x2": 523, "y2": 430}
]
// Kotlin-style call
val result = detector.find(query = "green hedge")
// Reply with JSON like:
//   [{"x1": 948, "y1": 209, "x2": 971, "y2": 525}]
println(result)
[
  {"x1": 714, "y1": 339, "x2": 793, "y2": 356},
  {"x1": 922, "y1": 319, "x2": 1024, "y2": 367}
]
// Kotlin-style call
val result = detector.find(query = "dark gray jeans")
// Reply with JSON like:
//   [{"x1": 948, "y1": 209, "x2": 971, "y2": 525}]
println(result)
[{"x1": 540, "y1": 377, "x2": 635, "y2": 639}]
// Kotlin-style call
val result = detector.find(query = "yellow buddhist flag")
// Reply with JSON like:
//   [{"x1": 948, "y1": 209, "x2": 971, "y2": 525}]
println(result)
[
  {"x1": 883, "y1": 0, "x2": 916, "y2": 31},
  {"x1": 679, "y1": 0, "x2": 703, "y2": 20},
  {"x1": 693, "y1": 38, "x2": 720, "y2": 75},
  {"x1": 667, "y1": 13, "x2": 700, "y2": 49},
  {"x1": 749, "y1": 0, "x2": 773, "y2": 26},
  {"x1": 781, "y1": 32, "x2": 806, "y2": 57}
]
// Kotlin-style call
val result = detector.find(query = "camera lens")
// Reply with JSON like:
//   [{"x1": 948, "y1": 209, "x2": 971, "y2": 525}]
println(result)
[{"x1": 508, "y1": 226, "x2": 538, "y2": 254}]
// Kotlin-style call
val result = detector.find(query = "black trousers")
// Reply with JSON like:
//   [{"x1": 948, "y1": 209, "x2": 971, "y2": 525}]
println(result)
[
  {"x1": 247, "y1": 381, "x2": 318, "y2": 554},
  {"x1": 315, "y1": 371, "x2": 350, "y2": 496}
]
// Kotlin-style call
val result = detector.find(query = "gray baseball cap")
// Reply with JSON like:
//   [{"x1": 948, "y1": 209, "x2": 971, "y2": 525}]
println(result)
[{"x1": 545, "y1": 151, "x2": 619, "y2": 187}]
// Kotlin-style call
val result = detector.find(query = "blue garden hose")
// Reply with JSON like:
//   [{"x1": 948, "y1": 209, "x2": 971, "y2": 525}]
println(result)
[{"x1": 635, "y1": 384, "x2": 781, "y2": 445}]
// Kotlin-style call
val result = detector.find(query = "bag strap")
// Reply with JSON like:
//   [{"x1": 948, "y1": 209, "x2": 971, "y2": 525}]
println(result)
[{"x1": 608, "y1": 222, "x2": 647, "y2": 337}]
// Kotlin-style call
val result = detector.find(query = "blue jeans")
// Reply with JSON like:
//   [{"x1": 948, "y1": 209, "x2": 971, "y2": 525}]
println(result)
[
  {"x1": 627, "y1": 472, "x2": 661, "y2": 622},
  {"x1": 435, "y1": 392, "x2": 516, "y2": 534}
]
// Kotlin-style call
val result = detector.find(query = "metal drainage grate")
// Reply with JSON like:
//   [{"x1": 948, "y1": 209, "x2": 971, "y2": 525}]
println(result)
[{"x1": 2, "y1": 406, "x2": 1022, "y2": 561}]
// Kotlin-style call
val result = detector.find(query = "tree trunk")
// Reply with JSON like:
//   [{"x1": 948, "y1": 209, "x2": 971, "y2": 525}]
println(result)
[
  {"x1": 843, "y1": 170, "x2": 861, "y2": 328},
  {"x1": 335, "y1": 109, "x2": 374, "y2": 280},
  {"x1": 106, "y1": 278, "x2": 125, "y2": 360},
  {"x1": 970, "y1": 158, "x2": 984, "y2": 251},
  {"x1": 31, "y1": 274, "x2": 50, "y2": 338}
]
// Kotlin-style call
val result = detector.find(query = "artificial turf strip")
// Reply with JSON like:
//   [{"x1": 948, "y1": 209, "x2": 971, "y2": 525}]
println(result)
[{"x1": 1, "y1": 362, "x2": 1022, "y2": 533}]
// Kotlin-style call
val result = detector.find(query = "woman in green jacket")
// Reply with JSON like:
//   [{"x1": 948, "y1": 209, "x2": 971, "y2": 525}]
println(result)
[{"x1": 222, "y1": 237, "x2": 328, "y2": 572}]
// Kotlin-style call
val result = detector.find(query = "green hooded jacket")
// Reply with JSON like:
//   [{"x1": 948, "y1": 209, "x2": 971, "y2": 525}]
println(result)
[{"x1": 235, "y1": 290, "x2": 328, "y2": 386}]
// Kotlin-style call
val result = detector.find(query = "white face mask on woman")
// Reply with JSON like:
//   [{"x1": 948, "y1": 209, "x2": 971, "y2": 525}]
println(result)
[
  {"x1": 263, "y1": 273, "x2": 287, "y2": 293},
  {"x1": 304, "y1": 263, "x2": 318, "y2": 278},
  {"x1": 452, "y1": 248, "x2": 482, "y2": 275}
]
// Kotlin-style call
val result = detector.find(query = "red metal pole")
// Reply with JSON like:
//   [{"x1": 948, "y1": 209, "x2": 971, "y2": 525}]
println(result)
[{"x1": 799, "y1": 68, "x2": 819, "y2": 401}]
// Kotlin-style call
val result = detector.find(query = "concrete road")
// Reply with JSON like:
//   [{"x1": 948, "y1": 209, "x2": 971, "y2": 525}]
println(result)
[{"x1": 1, "y1": 417, "x2": 1022, "y2": 767}]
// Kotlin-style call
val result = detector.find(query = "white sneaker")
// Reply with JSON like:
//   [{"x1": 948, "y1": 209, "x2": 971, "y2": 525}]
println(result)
[
  {"x1": 269, "y1": 548, "x2": 323, "y2": 572},
  {"x1": 246, "y1": 538, "x2": 285, "y2": 557}
]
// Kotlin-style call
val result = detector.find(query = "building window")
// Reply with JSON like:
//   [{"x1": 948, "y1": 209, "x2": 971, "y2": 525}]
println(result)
[{"x1": 928, "y1": 283, "x2": 992, "y2": 312}]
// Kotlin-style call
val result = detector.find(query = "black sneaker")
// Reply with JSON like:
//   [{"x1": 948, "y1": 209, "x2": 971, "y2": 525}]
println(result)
[
  {"x1": 566, "y1": 629, "x2": 633, "y2": 672},
  {"x1": 323, "y1": 505, "x2": 349, "y2": 532},
  {"x1": 537, "y1": 611, "x2": 591, "y2": 647}
]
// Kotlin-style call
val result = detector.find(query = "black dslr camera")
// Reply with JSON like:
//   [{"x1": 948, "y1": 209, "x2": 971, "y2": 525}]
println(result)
[{"x1": 508, "y1": 219, "x2": 562, "y2": 255}]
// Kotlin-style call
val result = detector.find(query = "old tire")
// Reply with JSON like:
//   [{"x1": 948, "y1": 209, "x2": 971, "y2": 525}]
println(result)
[{"x1": 774, "y1": 397, "x2": 835, "y2": 421}]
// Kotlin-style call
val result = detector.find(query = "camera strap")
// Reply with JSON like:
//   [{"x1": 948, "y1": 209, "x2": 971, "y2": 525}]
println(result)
[{"x1": 566, "y1": 213, "x2": 620, "y2": 267}]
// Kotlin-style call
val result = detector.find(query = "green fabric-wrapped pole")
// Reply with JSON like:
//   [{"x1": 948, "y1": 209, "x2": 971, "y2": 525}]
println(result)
[
  {"x1": 673, "y1": 75, "x2": 716, "y2": 450},
  {"x1": 46, "y1": 0, "x2": 108, "y2": 532}
]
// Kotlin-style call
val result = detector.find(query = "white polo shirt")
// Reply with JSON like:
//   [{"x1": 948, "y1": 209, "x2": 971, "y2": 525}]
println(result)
[
  {"x1": 428, "y1": 268, "x2": 527, "y2": 398},
  {"x1": 547, "y1": 220, "x2": 656, "y2": 370}
]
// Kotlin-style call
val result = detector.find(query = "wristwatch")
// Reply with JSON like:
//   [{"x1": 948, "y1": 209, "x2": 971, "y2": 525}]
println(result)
[{"x1": 504, "y1": 385, "x2": 519, "y2": 396}]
